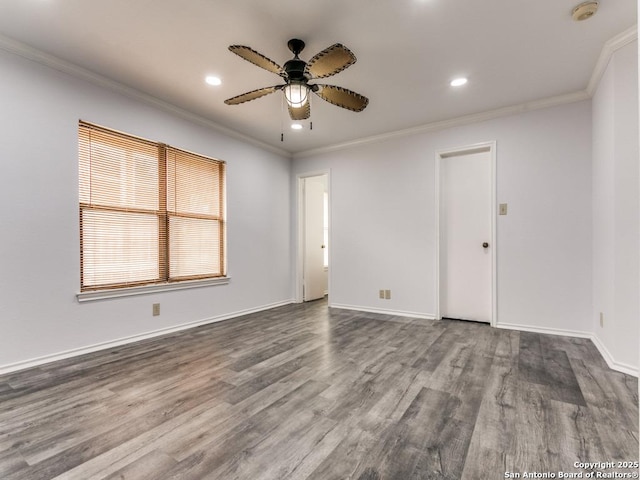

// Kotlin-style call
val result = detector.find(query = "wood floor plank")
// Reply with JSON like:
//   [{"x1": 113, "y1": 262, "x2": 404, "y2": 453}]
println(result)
[
  {"x1": 542, "y1": 400, "x2": 608, "y2": 468},
  {"x1": 206, "y1": 409, "x2": 336, "y2": 480},
  {"x1": 282, "y1": 423, "x2": 351, "y2": 480},
  {"x1": 0, "y1": 449, "x2": 28, "y2": 478},
  {"x1": 0, "y1": 299, "x2": 636, "y2": 479},
  {"x1": 101, "y1": 449, "x2": 177, "y2": 480},
  {"x1": 159, "y1": 367, "x2": 316, "y2": 463},
  {"x1": 160, "y1": 380, "x2": 331, "y2": 479},
  {"x1": 305, "y1": 426, "x2": 379, "y2": 480},
  {"x1": 460, "y1": 335, "x2": 520, "y2": 480},
  {"x1": 50, "y1": 399, "x2": 233, "y2": 480}
]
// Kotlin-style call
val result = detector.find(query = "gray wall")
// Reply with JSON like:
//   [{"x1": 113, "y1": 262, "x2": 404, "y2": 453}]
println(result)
[
  {"x1": 1, "y1": 36, "x2": 638, "y2": 377},
  {"x1": 292, "y1": 40, "x2": 640, "y2": 375},
  {"x1": 592, "y1": 40, "x2": 639, "y2": 372},
  {"x1": 0, "y1": 48, "x2": 293, "y2": 369},
  {"x1": 293, "y1": 101, "x2": 594, "y2": 336}
]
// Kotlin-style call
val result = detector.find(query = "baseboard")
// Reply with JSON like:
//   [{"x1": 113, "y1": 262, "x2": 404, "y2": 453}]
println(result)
[
  {"x1": 4, "y1": 302, "x2": 636, "y2": 379},
  {"x1": 0, "y1": 299, "x2": 295, "y2": 376},
  {"x1": 329, "y1": 303, "x2": 436, "y2": 320},
  {"x1": 498, "y1": 322, "x2": 638, "y2": 377},
  {"x1": 589, "y1": 333, "x2": 639, "y2": 377},
  {"x1": 497, "y1": 322, "x2": 593, "y2": 339}
]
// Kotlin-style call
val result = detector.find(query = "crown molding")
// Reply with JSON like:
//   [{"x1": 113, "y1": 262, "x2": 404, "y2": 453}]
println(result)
[
  {"x1": 0, "y1": 33, "x2": 291, "y2": 158},
  {"x1": 293, "y1": 90, "x2": 590, "y2": 159},
  {"x1": 294, "y1": 25, "x2": 638, "y2": 159},
  {"x1": 1, "y1": 24, "x2": 636, "y2": 161},
  {"x1": 587, "y1": 25, "x2": 638, "y2": 96}
]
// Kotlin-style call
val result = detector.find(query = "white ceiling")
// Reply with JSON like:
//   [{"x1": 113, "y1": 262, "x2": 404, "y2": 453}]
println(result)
[{"x1": 0, "y1": 0, "x2": 636, "y2": 155}]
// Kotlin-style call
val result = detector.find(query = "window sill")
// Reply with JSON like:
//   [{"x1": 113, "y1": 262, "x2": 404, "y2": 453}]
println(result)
[{"x1": 76, "y1": 277, "x2": 231, "y2": 303}]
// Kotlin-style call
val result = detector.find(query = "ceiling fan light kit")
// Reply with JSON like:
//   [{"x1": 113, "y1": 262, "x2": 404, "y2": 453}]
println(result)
[
  {"x1": 572, "y1": 1, "x2": 598, "y2": 21},
  {"x1": 283, "y1": 82, "x2": 309, "y2": 108},
  {"x1": 224, "y1": 38, "x2": 368, "y2": 122}
]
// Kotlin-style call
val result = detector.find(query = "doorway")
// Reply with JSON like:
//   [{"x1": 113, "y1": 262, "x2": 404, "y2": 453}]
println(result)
[
  {"x1": 297, "y1": 172, "x2": 329, "y2": 302},
  {"x1": 436, "y1": 142, "x2": 496, "y2": 325}
]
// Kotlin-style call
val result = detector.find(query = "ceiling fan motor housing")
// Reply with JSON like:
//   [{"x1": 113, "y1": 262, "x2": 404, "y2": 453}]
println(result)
[{"x1": 283, "y1": 58, "x2": 308, "y2": 82}]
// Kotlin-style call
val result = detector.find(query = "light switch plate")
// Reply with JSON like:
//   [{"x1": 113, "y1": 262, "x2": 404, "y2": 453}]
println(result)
[{"x1": 499, "y1": 203, "x2": 508, "y2": 215}]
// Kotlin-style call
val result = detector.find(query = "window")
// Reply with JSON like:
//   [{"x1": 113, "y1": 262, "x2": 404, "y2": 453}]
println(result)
[{"x1": 79, "y1": 121, "x2": 226, "y2": 292}]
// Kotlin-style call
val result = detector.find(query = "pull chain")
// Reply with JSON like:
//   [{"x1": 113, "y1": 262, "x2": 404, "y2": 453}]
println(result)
[{"x1": 280, "y1": 94, "x2": 285, "y2": 142}]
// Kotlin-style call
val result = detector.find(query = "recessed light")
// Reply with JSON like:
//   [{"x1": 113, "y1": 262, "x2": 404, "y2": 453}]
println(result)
[
  {"x1": 291, "y1": 123, "x2": 303, "y2": 130},
  {"x1": 205, "y1": 76, "x2": 222, "y2": 86},
  {"x1": 450, "y1": 77, "x2": 468, "y2": 87}
]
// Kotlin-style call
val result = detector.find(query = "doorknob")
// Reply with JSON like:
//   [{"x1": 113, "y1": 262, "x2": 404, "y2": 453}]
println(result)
[
  {"x1": 321, "y1": 245, "x2": 326, "y2": 249},
  {"x1": 482, "y1": 242, "x2": 489, "y2": 248}
]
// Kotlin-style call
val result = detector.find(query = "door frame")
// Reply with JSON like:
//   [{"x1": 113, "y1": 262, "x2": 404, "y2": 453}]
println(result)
[
  {"x1": 296, "y1": 170, "x2": 331, "y2": 303},
  {"x1": 435, "y1": 141, "x2": 497, "y2": 326}
]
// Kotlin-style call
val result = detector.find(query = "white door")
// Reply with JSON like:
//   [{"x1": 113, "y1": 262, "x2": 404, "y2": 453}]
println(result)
[
  {"x1": 303, "y1": 175, "x2": 327, "y2": 301},
  {"x1": 440, "y1": 150, "x2": 492, "y2": 323}
]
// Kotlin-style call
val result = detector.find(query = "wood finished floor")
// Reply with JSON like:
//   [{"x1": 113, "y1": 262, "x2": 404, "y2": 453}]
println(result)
[{"x1": 0, "y1": 300, "x2": 637, "y2": 480}]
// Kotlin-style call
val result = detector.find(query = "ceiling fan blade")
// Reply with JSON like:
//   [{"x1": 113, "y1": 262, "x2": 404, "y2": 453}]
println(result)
[
  {"x1": 229, "y1": 45, "x2": 285, "y2": 76},
  {"x1": 313, "y1": 85, "x2": 369, "y2": 112},
  {"x1": 305, "y1": 44, "x2": 356, "y2": 79},
  {"x1": 288, "y1": 102, "x2": 310, "y2": 120},
  {"x1": 224, "y1": 86, "x2": 280, "y2": 105}
]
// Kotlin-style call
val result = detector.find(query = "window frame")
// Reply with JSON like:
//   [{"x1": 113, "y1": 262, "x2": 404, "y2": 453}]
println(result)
[{"x1": 77, "y1": 121, "x2": 228, "y2": 300}]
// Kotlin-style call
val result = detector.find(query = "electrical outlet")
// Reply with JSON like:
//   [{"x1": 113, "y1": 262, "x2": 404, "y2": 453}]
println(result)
[
  {"x1": 499, "y1": 203, "x2": 508, "y2": 215},
  {"x1": 153, "y1": 303, "x2": 160, "y2": 316},
  {"x1": 599, "y1": 312, "x2": 604, "y2": 327},
  {"x1": 384, "y1": 290, "x2": 391, "y2": 300},
  {"x1": 379, "y1": 290, "x2": 385, "y2": 299}
]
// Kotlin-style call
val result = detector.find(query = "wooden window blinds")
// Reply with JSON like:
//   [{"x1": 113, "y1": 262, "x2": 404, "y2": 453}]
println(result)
[{"x1": 79, "y1": 121, "x2": 226, "y2": 291}]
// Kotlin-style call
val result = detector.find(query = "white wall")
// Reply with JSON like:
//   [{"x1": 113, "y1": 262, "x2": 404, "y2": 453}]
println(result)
[
  {"x1": 293, "y1": 101, "x2": 594, "y2": 334},
  {"x1": 1, "y1": 34, "x2": 637, "y2": 377},
  {"x1": 592, "y1": 40, "x2": 640, "y2": 373},
  {"x1": 0, "y1": 48, "x2": 293, "y2": 370}
]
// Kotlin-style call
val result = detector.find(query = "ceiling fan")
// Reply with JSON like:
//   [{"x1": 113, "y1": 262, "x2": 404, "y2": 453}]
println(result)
[{"x1": 224, "y1": 39, "x2": 369, "y2": 120}]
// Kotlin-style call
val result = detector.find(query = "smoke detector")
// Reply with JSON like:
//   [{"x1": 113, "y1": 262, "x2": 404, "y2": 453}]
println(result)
[{"x1": 572, "y1": 1, "x2": 598, "y2": 21}]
